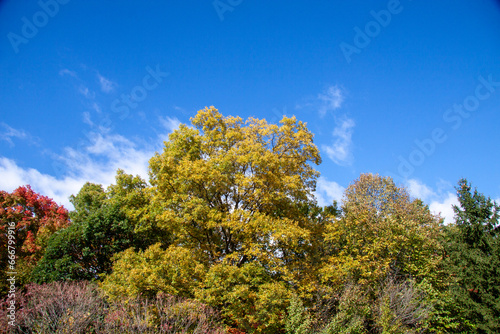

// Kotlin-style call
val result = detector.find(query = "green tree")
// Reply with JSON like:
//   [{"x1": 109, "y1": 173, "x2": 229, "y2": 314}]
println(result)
[
  {"x1": 446, "y1": 179, "x2": 500, "y2": 333},
  {"x1": 33, "y1": 171, "x2": 156, "y2": 283}
]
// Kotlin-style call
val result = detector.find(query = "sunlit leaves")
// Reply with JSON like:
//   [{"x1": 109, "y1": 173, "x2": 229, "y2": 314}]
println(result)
[
  {"x1": 148, "y1": 106, "x2": 321, "y2": 275},
  {"x1": 321, "y1": 174, "x2": 443, "y2": 291},
  {"x1": 101, "y1": 243, "x2": 206, "y2": 301}
]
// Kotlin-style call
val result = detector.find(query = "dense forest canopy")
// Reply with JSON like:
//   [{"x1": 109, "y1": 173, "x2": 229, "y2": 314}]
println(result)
[{"x1": 1, "y1": 107, "x2": 499, "y2": 333}]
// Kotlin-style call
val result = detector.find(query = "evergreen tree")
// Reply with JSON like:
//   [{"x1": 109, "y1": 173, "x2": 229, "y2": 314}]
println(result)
[{"x1": 446, "y1": 179, "x2": 500, "y2": 333}]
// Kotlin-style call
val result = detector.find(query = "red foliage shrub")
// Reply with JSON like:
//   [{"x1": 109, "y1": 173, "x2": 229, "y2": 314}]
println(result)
[{"x1": 0, "y1": 281, "x2": 227, "y2": 333}]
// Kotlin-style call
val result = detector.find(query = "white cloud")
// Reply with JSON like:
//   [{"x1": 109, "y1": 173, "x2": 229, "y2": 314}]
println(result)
[
  {"x1": 318, "y1": 85, "x2": 344, "y2": 116},
  {"x1": 323, "y1": 117, "x2": 355, "y2": 166},
  {"x1": 0, "y1": 123, "x2": 28, "y2": 147},
  {"x1": 429, "y1": 192, "x2": 458, "y2": 225},
  {"x1": 97, "y1": 73, "x2": 116, "y2": 93},
  {"x1": 0, "y1": 157, "x2": 83, "y2": 209},
  {"x1": 315, "y1": 176, "x2": 345, "y2": 207},
  {"x1": 405, "y1": 179, "x2": 458, "y2": 224},
  {"x1": 158, "y1": 116, "x2": 181, "y2": 141},
  {"x1": 0, "y1": 125, "x2": 174, "y2": 209},
  {"x1": 407, "y1": 179, "x2": 436, "y2": 201},
  {"x1": 58, "y1": 132, "x2": 154, "y2": 186}
]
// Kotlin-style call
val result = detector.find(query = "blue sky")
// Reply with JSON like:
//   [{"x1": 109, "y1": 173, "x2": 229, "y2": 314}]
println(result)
[{"x1": 1, "y1": 0, "x2": 499, "y2": 223}]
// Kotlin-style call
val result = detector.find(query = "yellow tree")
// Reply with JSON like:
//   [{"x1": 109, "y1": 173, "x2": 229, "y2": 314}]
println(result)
[
  {"x1": 148, "y1": 106, "x2": 321, "y2": 276},
  {"x1": 321, "y1": 174, "x2": 443, "y2": 292},
  {"x1": 102, "y1": 107, "x2": 323, "y2": 332}
]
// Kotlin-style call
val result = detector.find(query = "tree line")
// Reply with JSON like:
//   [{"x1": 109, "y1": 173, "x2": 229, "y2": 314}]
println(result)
[{"x1": 1, "y1": 107, "x2": 499, "y2": 333}]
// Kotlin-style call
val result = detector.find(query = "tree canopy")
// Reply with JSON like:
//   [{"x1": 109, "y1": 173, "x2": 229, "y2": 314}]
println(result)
[{"x1": 5, "y1": 107, "x2": 498, "y2": 334}]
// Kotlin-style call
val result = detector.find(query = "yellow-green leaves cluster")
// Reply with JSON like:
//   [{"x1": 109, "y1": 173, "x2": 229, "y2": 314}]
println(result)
[
  {"x1": 148, "y1": 106, "x2": 321, "y2": 272},
  {"x1": 100, "y1": 244, "x2": 205, "y2": 301},
  {"x1": 321, "y1": 174, "x2": 443, "y2": 291}
]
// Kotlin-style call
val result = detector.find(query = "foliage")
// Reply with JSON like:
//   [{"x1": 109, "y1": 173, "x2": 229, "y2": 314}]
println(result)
[
  {"x1": 374, "y1": 277, "x2": 430, "y2": 334},
  {"x1": 105, "y1": 106, "x2": 323, "y2": 332},
  {"x1": 103, "y1": 293, "x2": 226, "y2": 334},
  {"x1": 0, "y1": 186, "x2": 69, "y2": 294},
  {"x1": 196, "y1": 261, "x2": 290, "y2": 333},
  {"x1": 445, "y1": 179, "x2": 500, "y2": 333},
  {"x1": 416, "y1": 279, "x2": 472, "y2": 334},
  {"x1": 7, "y1": 109, "x2": 500, "y2": 333},
  {"x1": 148, "y1": 107, "x2": 321, "y2": 276},
  {"x1": 101, "y1": 243, "x2": 206, "y2": 301},
  {"x1": 32, "y1": 179, "x2": 141, "y2": 283},
  {"x1": 319, "y1": 283, "x2": 370, "y2": 334},
  {"x1": 0, "y1": 281, "x2": 107, "y2": 333},
  {"x1": 285, "y1": 294, "x2": 313, "y2": 334},
  {"x1": 0, "y1": 281, "x2": 226, "y2": 334},
  {"x1": 321, "y1": 174, "x2": 443, "y2": 292}
]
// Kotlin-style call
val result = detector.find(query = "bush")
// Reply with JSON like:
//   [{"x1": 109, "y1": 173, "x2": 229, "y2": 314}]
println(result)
[
  {"x1": 0, "y1": 281, "x2": 226, "y2": 334},
  {"x1": 104, "y1": 293, "x2": 226, "y2": 334},
  {"x1": 285, "y1": 294, "x2": 313, "y2": 334},
  {"x1": 375, "y1": 278, "x2": 431, "y2": 334},
  {"x1": 319, "y1": 283, "x2": 370, "y2": 334},
  {"x1": 0, "y1": 281, "x2": 107, "y2": 333}
]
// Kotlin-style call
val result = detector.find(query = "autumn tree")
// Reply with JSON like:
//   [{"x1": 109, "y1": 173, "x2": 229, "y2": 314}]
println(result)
[
  {"x1": 148, "y1": 107, "x2": 321, "y2": 269},
  {"x1": 0, "y1": 186, "x2": 69, "y2": 294},
  {"x1": 321, "y1": 174, "x2": 443, "y2": 291},
  {"x1": 101, "y1": 106, "x2": 323, "y2": 332}
]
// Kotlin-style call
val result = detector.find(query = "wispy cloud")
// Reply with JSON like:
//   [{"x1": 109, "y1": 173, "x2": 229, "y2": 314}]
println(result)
[
  {"x1": 157, "y1": 116, "x2": 182, "y2": 142},
  {"x1": 78, "y1": 85, "x2": 95, "y2": 99},
  {"x1": 318, "y1": 85, "x2": 344, "y2": 116},
  {"x1": 0, "y1": 123, "x2": 174, "y2": 209},
  {"x1": 315, "y1": 176, "x2": 345, "y2": 207},
  {"x1": 59, "y1": 68, "x2": 78, "y2": 78},
  {"x1": 0, "y1": 123, "x2": 28, "y2": 147},
  {"x1": 97, "y1": 73, "x2": 116, "y2": 93},
  {"x1": 323, "y1": 117, "x2": 355, "y2": 166},
  {"x1": 295, "y1": 85, "x2": 345, "y2": 116}
]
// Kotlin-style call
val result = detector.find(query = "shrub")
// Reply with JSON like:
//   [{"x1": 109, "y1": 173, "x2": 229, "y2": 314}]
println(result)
[
  {"x1": 285, "y1": 294, "x2": 313, "y2": 334},
  {"x1": 374, "y1": 277, "x2": 431, "y2": 334},
  {"x1": 0, "y1": 281, "x2": 107, "y2": 333},
  {"x1": 319, "y1": 283, "x2": 370, "y2": 334},
  {"x1": 104, "y1": 293, "x2": 226, "y2": 334},
  {"x1": 0, "y1": 281, "x2": 226, "y2": 334}
]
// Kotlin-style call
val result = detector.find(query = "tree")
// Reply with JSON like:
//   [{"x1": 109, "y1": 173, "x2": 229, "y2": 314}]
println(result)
[
  {"x1": 446, "y1": 179, "x2": 500, "y2": 333},
  {"x1": 148, "y1": 106, "x2": 321, "y2": 279},
  {"x1": 0, "y1": 186, "x2": 69, "y2": 294},
  {"x1": 33, "y1": 171, "x2": 156, "y2": 283},
  {"x1": 321, "y1": 174, "x2": 443, "y2": 292},
  {"x1": 101, "y1": 107, "x2": 323, "y2": 332}
]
